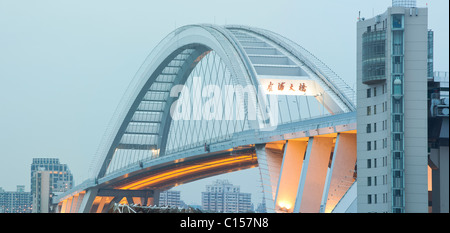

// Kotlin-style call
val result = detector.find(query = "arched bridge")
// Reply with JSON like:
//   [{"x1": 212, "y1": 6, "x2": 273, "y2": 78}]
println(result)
[{"x1": 54, "y1": 25, "x2": 357, "y2": 213}]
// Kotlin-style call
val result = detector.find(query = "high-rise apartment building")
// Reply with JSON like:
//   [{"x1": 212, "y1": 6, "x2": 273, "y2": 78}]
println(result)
[
  {"x1": 201, "y1": 180, "x2": 252, "y2": 213},
  {"x1": 0, "y1": 185, "x2": 32, "y2": 213},
  {"x1": 32, "y1": 170, "x2": 51, "y2": 213},
  {"x1": 30, "y1": 158, "x2": 74, "y2": 195},
  {"x1": 30, "y1": 158, "x2": 74, "y2": 213},
  {"x1": 357, "y1": 0, "x2": 429, "y2": 213}
]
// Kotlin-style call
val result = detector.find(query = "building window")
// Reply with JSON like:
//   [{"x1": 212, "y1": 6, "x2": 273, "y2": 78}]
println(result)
[
  {"x1": 367, "y1": 141, "x2": 372, "y2": 151},
  {"x1": 374, "y1": 105, "x2": 377, "y2": 115},
  {"x1": 374, "y1": 123, "x2": 377, "y2": 132},
  {"x1": 374, "y1": 176, "x2": 378, "y2": 186},
  {"x1": 367, "y1": 88, "x2": 371, "y2": 98},
  {"x1": 392, "y1": 15, "x2": 403, "y2": 29},
  {"x1": 367, "y1": 106, "x2": 372, "y2": 116},
  {"x1": 367, "y1": 159, "x2": 372, "y2": 168},
  {"x1": 368, "y1": 195, "x2": 372, "y2": 204},
  {"x1": 366, "y1": 124, "x2": 372, "y2": 133},
  {"x1": 374, "y1": 141, "x2": 377, "y2": 150},
  {"x1": 374, "y1": 158, "x2": 377, "y2": 168},
  {"x1": 374, "y1": 87, "x2": 377, "y2": 97},
  {"x1": 368, "y1": 177, "x2": 372, "y2": 186}
]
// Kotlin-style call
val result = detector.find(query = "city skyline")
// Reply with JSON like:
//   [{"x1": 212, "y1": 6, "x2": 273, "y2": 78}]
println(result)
[{"x1": 0, "y1": 0, "x2": 448, "y2": 208}]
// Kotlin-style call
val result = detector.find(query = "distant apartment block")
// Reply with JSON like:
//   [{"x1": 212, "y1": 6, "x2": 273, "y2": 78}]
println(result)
[
  {"x1": 0, "y1": 185, "x2": 32, "y2": 213},
  {"x1": 202, "y1": 180, "x2": 252, "y2": 213},
  {"x1": 159, "y1": 190, "x2": 182, "y2": 207}
]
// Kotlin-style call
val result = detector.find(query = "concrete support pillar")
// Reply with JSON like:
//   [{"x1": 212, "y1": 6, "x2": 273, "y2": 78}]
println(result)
[
  {"x1": 153, "y1": 190, "x2": 161, "y2": 206},
  {"x1": 104, "y1": 196, "x2": 123, "y2": 213},
  {"x1": 60, "y1": 199, "x2": 68, "y2": 213},
  {"x1": 274, "y1": 140, "x2": 308, "y2": 212},
  {"x1": 64, "y1": 197, "x2": 73, "y2": 214},
  {"x1": 431, "y1": 146, "x2": 449, "y2": 213},
  {"x1": 294, "y1": 136, "x2": 334, "y2": 213},
  {"x1": 126, "y1": 196, "x2": 135, "y2": 205},
  {"x1": 439, "y1": 146, "x2": 449, "y2": 213},
  {"x1": 132, "y1": 197, "x2": 142, "y2": 205},
  {"x1": 320, "y1": 133, "x2": 357, "y2": 213},
  {"x1": 55, "y1": 203, "x2": 61, "y2": 213},
  {"x1": 78, "y1": 188, "x2": 98, "y2": 213},
  {"x1": 96, "y1": 197, "x2": 108, "y2": 213},
  {"x1": 256, "y1": 143, "x2": 284, "y2": 213},
  {"x1": 69, "y1": 194, "x2": 79, "y2": 213},
  {"x1": 140, "y1": 194, "x2": 151, "y2": 206},
  {"x1": 74, "y1": 192, "x2": 85, "y2": 213}
]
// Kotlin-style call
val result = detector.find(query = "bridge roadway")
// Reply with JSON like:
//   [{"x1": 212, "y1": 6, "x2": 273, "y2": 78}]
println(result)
[{"x1": 54, "y1": 112, "x2": 356, "y2": 213}]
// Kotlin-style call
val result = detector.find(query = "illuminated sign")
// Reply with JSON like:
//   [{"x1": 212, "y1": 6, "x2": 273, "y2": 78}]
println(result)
[{"x1": 260, "y1": 79, "x2": 318, "y2": 96}]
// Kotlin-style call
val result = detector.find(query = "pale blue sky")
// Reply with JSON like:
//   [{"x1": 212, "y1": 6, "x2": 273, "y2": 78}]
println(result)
[{"x1": 0, "y1": 0, "x2": 448, "y2": 205}]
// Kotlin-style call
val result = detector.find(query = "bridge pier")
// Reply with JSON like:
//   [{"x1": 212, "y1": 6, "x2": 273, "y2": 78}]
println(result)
[
  {"x1": 78, "y1": 189, "x2": 98, "y2": 213},
  {"x1": 293, "y1": 136, "x2": 335, "y2": 213},
  {"x1": 255, "y1": 143, "x2": 284, "y2": 213},
  {"x1": 320, "y1": 133, "x2": 357, "y2": 213},
  {"x1": 255, "y1": 131, "x2": 357, "y2": 213},
  {"x1": 274, "y1": 139, "x2": 308, "y2": 213}
]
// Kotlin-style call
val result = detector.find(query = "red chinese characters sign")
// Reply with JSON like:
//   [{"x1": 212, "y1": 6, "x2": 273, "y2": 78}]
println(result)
[{"x1": 261, "y1": 79, "x2": 317, "y2": 96}]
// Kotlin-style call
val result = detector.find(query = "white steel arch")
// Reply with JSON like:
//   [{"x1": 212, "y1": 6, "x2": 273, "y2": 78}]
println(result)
[{"x1": 93, "y1": 25, "x2": 265, "y2": 179}]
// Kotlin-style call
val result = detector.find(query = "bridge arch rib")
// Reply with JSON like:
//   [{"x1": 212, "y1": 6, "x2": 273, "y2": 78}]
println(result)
[{"x1": 94, "y1": 25, "x2": 265, "y2": 180}]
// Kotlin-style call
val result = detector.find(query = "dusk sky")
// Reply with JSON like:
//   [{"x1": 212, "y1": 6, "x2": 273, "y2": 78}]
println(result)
[{"x1": 0, "y1": 0, "x2": 448, "y2": 206}]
